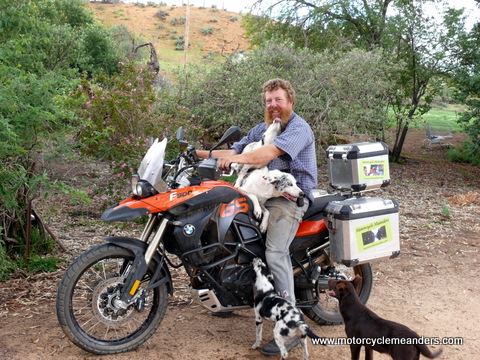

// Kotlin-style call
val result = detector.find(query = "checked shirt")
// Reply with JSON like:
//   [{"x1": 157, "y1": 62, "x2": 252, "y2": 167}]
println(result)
[{"x1": 232, "y1": 112, "x2": 317, "y2": 203}]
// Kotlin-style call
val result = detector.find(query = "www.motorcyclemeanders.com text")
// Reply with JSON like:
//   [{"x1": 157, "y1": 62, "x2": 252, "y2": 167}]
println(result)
[{"x1": 311, "y1": 336, "x2": 464, "y2": 347}]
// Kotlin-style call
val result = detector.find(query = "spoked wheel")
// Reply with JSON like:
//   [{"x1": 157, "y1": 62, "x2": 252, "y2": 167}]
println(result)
[
  {"x1": 298, "y1": 262, "x2": 373, "y2": 325},
  {"x1": 56, "y1": 243, "x2": 168, "y2": 354}
]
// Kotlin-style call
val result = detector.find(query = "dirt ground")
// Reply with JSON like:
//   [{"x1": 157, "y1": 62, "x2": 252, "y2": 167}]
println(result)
[{"x1": 0, "y1": 129, "x2": 479, "y2": 360}]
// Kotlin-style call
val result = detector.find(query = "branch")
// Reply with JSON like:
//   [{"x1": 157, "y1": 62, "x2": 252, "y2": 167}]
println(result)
[{"x1": 133, "y1": 43, "x2": 160, "y2": 74}]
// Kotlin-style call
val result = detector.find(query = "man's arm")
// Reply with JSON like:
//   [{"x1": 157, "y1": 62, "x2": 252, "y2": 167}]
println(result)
[
  {"x1": 196, "y1": 149, "x2": 237, "y2": 160},
  {"x1": 217, "y1": 144, "x2": 285, "y2": 171}
]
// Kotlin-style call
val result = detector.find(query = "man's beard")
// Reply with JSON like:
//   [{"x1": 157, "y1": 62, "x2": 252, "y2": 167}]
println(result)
[{"x1": 264, "y1": 108, "x2": 291, "y2": 129}]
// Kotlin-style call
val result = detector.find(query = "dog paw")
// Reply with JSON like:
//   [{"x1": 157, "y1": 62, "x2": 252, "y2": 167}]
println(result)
[
  {"x1": 259, "y1": 216, "x2": 268, "y2": 233},
  {"x1": 259, "y1": 223, "x2": 267, "y2": 233},
  {"x1": 252, "y1": 343, "x2": 260, "y2": 350}
]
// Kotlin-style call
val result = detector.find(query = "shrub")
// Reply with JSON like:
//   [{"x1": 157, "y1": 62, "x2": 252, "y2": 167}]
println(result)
[
  {"x1": 74, "y1": 62, "x2": 203, "y2": 198},
  {"x1": 19, "y1": 255, "x2": 64, "y2": 273},
  {"x1": 79, "y1": 24, "x2": 123, "y2": 76},
  {"x1": 0, "y1": 239, "x2": 17, "y2": 281},
  {"x1": 171, "y1": 17, "x2": 186, "y2": 26},
  {"x1": 156, "y1": 10, "x2": 169, "y2": 20},
  {"x1": 74, "y1": 62, "x2": 159, "y2": 196},
  {"x1": 447, "y1": 139, "x2": 480, "y2": 166},
  {"x1": 201, "y1": 28, "x2": 214, "y2": 35},
  {"x1": 177, "y1": 41, "x2": 399, "y2": 153},
  {"x1": 175, "y1": 40, "x2": 186, "y2": 50}
]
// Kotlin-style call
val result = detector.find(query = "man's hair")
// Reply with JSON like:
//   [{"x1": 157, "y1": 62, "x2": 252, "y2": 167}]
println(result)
[{"x1": 262, "y1": 78, "x2": 295, "y2": 103}]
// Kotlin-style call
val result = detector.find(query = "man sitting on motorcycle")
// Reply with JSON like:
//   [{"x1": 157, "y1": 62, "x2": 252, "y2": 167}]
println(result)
[{"x1": 197, "y1": 78, "x2": 317, "y2": 356}]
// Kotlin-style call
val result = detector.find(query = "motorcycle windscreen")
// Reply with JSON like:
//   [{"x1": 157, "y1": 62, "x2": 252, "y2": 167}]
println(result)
[{"x1": 138, "y1": 137, "x2": 168, "y2": 193}]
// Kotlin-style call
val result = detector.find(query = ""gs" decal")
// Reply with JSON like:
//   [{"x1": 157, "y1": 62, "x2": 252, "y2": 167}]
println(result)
[{"x1": 220, "y1": 197, "x2": 249, "y2": 217}]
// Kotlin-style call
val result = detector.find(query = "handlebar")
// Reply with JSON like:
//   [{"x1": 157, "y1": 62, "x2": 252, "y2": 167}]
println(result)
[{"x1": 197, "y1": 158, "x2": 222, "y2": 180}]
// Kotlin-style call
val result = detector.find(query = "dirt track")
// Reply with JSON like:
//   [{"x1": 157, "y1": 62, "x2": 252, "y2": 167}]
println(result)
[{"x1": 1, "y1": 129, "x2": 479, "y2": 360}]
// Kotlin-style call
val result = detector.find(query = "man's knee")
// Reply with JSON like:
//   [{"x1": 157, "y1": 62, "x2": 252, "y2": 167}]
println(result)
[{"x1": 265, "y1": 249, "x2": 289, "y2": 268}]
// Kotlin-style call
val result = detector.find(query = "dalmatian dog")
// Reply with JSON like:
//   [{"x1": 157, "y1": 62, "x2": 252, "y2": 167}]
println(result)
[
  {"x1": 232, "y1": 118, "x2": 282, "y2": 188},
  {"x1": 238, "y1": 168, "x2": 304, "y2": 233},
  {"x1": 251, "y1": 257, "x2": 321, "y2": 360}
]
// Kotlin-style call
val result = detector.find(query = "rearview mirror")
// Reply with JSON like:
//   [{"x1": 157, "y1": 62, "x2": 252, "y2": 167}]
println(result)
[{"x1": 209, "y1": 126, "x2": 242, "y2": 155}]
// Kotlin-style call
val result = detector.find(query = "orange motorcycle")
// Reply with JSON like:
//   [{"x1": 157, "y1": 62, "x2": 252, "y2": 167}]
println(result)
[{"x1": 56, "y1": 126, "x2": 374, "y2": 354}]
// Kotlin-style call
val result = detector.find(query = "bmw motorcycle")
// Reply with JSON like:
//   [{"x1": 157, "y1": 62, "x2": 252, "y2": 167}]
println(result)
[{"x1": 56, "y1": 126, "x2": 373, "y2": 355}]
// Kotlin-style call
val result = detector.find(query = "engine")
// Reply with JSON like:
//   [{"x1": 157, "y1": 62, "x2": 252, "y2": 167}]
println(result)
[{"x1": 219, "y1": 264, "x2": 255, "y2": 306}]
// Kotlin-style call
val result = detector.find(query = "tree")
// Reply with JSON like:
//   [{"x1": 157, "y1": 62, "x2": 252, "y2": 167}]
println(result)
[
  {"x1": 247, "y1": 0, "x2": 394, "y2": 51},
  {"x1": 0, "y1": 0, "x2": 123, "y2": 273},
  {"x1": 450, "y1": 21, "x2": 480, "y2": 165},
  {"x1": 248, "y1": 0, "x2": 469, "y2": 161}
]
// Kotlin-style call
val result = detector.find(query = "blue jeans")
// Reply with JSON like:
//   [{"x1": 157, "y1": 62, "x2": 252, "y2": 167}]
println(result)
[{"x1": 264, "y1": 197, "x2": 309, "y2": 305}]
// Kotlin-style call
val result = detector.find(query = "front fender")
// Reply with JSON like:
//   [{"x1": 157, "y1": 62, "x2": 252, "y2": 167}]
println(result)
[{"x1": 105, "y1": 236, "x2": 173, "y2": 295}]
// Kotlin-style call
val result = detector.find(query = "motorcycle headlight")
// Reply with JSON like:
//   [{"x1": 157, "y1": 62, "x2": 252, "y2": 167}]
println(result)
[{"x1": 131, "y1": 175, "x2": 157, "y2": 198}]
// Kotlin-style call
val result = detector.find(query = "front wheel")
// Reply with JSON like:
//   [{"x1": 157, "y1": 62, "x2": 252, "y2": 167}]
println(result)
[
  {"x1": 56, "y1": 243, "x2": 168, "y2": 355},
  {"x1": 298, "y1": 262, "x2": 373, "y2": 325}
]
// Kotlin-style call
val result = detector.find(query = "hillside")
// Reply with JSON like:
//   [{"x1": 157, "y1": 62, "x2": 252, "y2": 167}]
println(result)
[{"x1": 88, "y1": 2, "x2": 251, "y2": 70}]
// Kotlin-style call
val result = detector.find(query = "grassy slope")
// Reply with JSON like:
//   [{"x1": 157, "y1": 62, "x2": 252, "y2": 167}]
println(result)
[{"x1": 88, "y1": 2, "x2": 250, "y2": 73}]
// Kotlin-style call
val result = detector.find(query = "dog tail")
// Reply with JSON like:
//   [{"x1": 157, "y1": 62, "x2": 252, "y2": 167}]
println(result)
[
  {"x1": 417, "y1": 345, "x2": 443, "y2": 359},
  {"x1": 304, "y1": 326, "x2": 321, "y2": 340}
]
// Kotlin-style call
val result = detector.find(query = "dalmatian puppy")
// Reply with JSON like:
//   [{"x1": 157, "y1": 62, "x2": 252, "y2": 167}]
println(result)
[{"x1": 251, "y1": 257, "x2": 321, "y2": 360}]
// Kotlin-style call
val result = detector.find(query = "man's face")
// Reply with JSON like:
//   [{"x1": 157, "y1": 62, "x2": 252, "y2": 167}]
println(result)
[{"x1": 264, "y1": 88, "x2": 294, "y2": 127}]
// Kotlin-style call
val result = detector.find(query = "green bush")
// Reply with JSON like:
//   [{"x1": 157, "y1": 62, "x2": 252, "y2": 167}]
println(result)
[
  {"x1": 171, "y1": 17, "x2": 186, "y2": 26},
  {"x1": 74, "y1": 62, "x2": 203, "y2": 198},
  {"x1": 447, "y1": 139, "x2": 480, "y2": 166},
  {"x1": 156, "y1": 10, "x2": 169, "y2": 20},
  {"x1": 18, "y1": 255, "x2": 65, "y2": 274},
  {"x1": 74, "y1": 62, "x2": 159, "y2": 194},
  {"x1": 79, "y1": 24, "x2": 123, "y2": 76},
  {"x1": 177, "y1": 41, "x2": 399, "y2": 152},
  {"x1": 0, "y1": 0, "x2": 130, "y2": 279},
  {"x1": 0, "y1": 239, "x2": 17, "y2": 281},
  {"x1": 201, "y1": 27, "x2": 214, "y2": 35}
]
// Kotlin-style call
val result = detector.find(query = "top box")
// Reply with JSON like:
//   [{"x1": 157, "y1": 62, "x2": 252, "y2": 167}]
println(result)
[{"x1": 326, "y1": 142, "x2": 390, "y2": 192}]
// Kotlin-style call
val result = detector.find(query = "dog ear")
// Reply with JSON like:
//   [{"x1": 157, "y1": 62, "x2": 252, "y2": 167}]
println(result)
[
  {"x1": 338, "y1": 283, "x2": 347, "y2": 297},
  {"x1": 267, "y1": 175, "x2": 280, "y2": 184},
  {"x1": 352, "y1": 275, "x2": 362, "y2": 292}
]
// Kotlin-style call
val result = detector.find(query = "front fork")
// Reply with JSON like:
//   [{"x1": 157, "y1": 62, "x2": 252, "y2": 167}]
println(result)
[{"x1": 111, "y1": 216, "x2": 170, "y2": 305}]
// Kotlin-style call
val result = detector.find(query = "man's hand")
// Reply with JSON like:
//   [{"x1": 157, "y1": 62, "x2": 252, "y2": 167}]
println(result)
[{"x1": 217, "y1": 157, "x2": 233, "y2": 172}]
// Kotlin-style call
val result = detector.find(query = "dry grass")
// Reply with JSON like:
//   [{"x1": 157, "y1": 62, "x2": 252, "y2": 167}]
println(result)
[{"x1": 447, "y1": 192, "x2": 480, "y2": 206}]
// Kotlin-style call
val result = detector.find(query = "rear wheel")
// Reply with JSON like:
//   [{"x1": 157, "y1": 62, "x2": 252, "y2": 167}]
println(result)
[
  {"x1": 298, "y1": 262, "x2": 373, "y2": 325},
  {"x1": 56, "y1": 243, "x2": 168, "y2": 354}
]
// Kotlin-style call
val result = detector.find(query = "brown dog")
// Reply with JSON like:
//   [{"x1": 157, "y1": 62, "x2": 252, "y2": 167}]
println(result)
[{"x1": 328, "y1": 276, "x2": 442, "y2": 360}]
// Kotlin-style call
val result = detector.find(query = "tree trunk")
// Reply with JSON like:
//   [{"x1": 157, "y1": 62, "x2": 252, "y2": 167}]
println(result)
[{"x1": 391, "y1": 122, "x2": 410, "y2": 162}]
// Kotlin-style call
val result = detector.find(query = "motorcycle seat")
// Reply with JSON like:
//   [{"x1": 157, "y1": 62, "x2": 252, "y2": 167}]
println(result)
[{"x1": 302, "y1": 195, "x2": 346, "y2": 221}]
